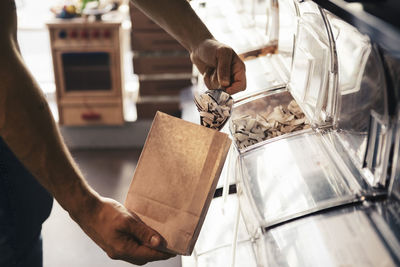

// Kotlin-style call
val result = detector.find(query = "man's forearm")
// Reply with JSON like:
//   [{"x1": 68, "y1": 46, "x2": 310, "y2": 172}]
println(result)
[
  {"x1": 0, "y1": 1, "x2": 242, "y2": 263},
  {"x1": 0, "y1": 41, "x2": 99, "y2": 220},
  {"x1": 131, "y1": 0, "x2": 213, "y2": 52}
]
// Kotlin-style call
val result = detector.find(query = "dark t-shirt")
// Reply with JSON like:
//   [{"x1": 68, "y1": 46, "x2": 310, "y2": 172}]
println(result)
[
  {"x1": 0, "y1": 137, "x2": 53, "y2": 259},
  {"x1": 0, "y1": 1, "x2": 53, "y2": 262}
]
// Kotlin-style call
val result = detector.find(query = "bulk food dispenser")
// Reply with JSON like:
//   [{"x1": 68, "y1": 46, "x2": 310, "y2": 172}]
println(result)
[{"x1": 183, "y1": 0, "x2": 400, "y2": 266}]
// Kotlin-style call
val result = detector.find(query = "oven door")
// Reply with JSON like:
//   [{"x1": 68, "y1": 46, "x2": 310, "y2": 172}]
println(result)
[{"x1": 54, "y1": 48, "x2": 122, "y2": 99}]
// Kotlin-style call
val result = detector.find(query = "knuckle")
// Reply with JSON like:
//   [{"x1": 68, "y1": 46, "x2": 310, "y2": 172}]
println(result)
[
  {"x1": 190, "y1": 52, "x2": 197, "y2": 63},
  {"x1": 237, "y1": 59, "x2": 246, "y2": 69},
  {"x1": 107, "y1": 249, "x2": 119, "y2": 260},
  {"x1": 125, "y1": 216, "x2": 136, "y2": 228},
  {"x1": 204, "y1": 77, "x2": 211, "y2": 85},
  {"x1": 217, "y1": 46, "x2": 231, "y2": 57},
  {"x1": 107, "y1": 245, "x2": 127, "y2": 260},
  {"x1": 116, "y1": 220, "x2": 129, "y2": 233},
  {"x1": 135, "y1": 260, "x2": 147, "y2": 266}
]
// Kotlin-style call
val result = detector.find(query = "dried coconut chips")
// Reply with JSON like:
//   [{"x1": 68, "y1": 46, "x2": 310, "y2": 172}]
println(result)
[
  {"x1": 231, "y1": 100, "x2": 310, "y2": 149},
  {"x1": 195, "y1": 90, "x2": 309, "y2": 149}
]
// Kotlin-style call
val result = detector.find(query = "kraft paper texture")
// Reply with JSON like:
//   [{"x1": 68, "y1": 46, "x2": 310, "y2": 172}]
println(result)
[{"x1": 125, "y1": 112, "x2": 232, "y2": 255}]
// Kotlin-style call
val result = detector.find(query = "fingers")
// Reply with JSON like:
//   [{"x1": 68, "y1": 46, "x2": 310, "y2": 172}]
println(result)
[
  {"x1": 203, "y1": 67, "x2": 220, "y2": 89},
  {"x1": 190, "y1": 52, "x2": 206, "y2": 74},
  {"x1": 115, "y1": 242, "x2": 175, "y2": 266},
  {"x1": 203, "y1": 67, "x2": 213, "y2": 89},
  {"x1": 110, "y1": 214, "x2": 175, "y2": 265},
  {"x1": 129, "y1": 244, "x2": 174, "y2": 265},
  {"x1": 124, "y1": 214, "x2": 166, "y2": 249},
  {"x1": 82, "y1": 198, "x2": 173, "y2": 266},
  {"x1": 107, "y1": 239, "x2": 174, "y2": 266},
  {"x1": 192, "y1": 52, "x2": 220, "y2": 90},
  {"x1": 216, "y1": 47, "x2": 233, "y2": 87},
  {"x1": 191, "y1": 39, "x2": 246, "y2": 93},
  {"x1": 202, "y1": 46, "x2": 234, "y2": 90},
  {"x1": 226, "y1": 56, "x2": 246, "y2": 95}
]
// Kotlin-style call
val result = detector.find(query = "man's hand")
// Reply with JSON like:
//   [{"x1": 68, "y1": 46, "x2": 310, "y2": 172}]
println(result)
[
  {"x1": 190, "y1": 39, "x2": 246, "y2": 95},
  {"x1": 129, "y1": 1, "x2": 246, "y2": 95},
  {"x1": 74, "y1": 197, "x2": 174, "y2": 265}
]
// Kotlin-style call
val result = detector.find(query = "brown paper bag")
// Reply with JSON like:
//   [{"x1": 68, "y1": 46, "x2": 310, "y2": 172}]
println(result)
[{"x1": 125, "y1": 111, "x2": 231, "y2": 255}]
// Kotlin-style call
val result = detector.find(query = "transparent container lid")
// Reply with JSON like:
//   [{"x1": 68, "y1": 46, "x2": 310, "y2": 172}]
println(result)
[
  {"x1": 230, "y1": 0, "x2": 279, "y2": 58},
  {"x1": 329, "y1": 14, "x2": 371, "y2": 96},
  {"x1": 288, "y1": 7, "x2": 338, "y2": 126},
  {"x1": 238, "y1": 131, "x2": 363, "y2": 227},
  {"x1": 277, "y1": 0, "x2": 297, "y2": 55},
  {"x1": 232, "y1": 56, "x2": 287, "y2": 101},
  {"x1": 192, "y1": 0, "x2": 279, "y2": 57},
  {"x1": 327, "y1": 12, "x2": 391, "y2": 188},
  {"x1": 389, "y1": 108, "x2": 400, "y2": 198},
  {"x1": 259, "y1": 205, "x2": 398, "y2": 267}
]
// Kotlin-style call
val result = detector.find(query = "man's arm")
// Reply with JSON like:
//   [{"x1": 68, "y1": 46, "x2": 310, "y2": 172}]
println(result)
[
  {"x1": 131, "y1": 0, "x2": 246, "y2": 94},
  {"x1": 0, "y1": 0, "x2": 245, "y2": 265},
  {"x1": 0, "y1": 1, "x2": 172, "y2": 265}
]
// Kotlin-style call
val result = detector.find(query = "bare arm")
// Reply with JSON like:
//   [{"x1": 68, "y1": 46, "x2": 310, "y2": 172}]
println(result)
[
  {"x1": 0, "y1": 1, "x2": 172, "y2": 265},
  {"x1": 131, "y1": 0, "x2": 211, "y2": 53},
  {"x1": 131, "y1": 0, "x2": 246, "y2": 94},
  {"x1": 0, "y1": 0, "x2": 245, "y2": 264}
]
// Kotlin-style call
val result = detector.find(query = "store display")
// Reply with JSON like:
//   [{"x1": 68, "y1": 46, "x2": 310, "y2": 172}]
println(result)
[{"x1": 184, "y1": 0, "x2": 400, "y2": 266}]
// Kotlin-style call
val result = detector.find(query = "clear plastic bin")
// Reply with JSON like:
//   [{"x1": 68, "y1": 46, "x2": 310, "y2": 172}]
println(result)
[
  {"x1": 237, "y1": 131, "x2": 364, "y2": 230},
  {"x1": 230, "y1": 89, "x2": 311, "y2": 152},
  {"x1": 258, "y1": 205, "x2": 398, "y2": 266}
]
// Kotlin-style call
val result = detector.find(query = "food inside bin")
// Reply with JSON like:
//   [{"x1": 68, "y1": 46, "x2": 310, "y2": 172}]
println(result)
[{"x1": 230, "y1": 92, "x2": 310, "y2": 149}]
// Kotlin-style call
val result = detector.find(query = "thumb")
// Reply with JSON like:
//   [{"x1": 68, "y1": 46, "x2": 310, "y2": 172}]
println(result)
[
  {"x1": 216, "y1": 46, "x2": 233, "y2": 88},
  {"x1": 126, "y1": 214, "x2": 166, "y2": 249},
  {"x1": 190, "y1": 51, "x2": 207, "y2": 74}
]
